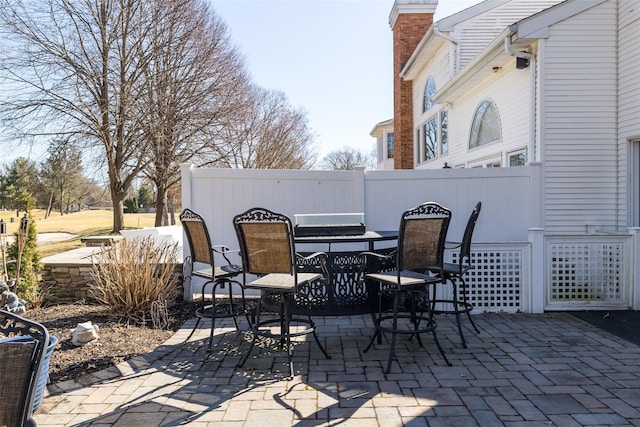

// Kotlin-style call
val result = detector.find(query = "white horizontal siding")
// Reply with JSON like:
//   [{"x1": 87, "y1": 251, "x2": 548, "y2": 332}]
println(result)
[
  {"x1": 618, "y1": 0, "x2": 640, "y2": 228},
  {"x1": 433, "y1": 60, "x2": 531, "y2": 168},
  {"x1": 541, "y1": 0, "x2": 619, "y2": 234},
  {"x1": 619, "y1": 1, "x2": 640, "y2": 138},
  {"x1": 453, "y1": 0, "x2": 563, "y2": 69}
]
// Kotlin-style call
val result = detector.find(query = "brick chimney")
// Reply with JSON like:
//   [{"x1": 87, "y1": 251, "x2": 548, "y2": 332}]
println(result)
[{"x1": 390, "y1": 1, "x2": 437, "y2": 169}]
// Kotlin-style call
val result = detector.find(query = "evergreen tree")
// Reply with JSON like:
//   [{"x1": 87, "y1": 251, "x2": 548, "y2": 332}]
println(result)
[{"x1": 6, "y1": 212, "x2": 41, "y2": 305}]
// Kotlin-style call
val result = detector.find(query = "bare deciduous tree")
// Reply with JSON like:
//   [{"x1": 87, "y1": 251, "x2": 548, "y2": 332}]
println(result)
[
  {"x1": 141, "y1": 0, "x2": 247, "y2": 226},
  {"x1": 220, "y1": 85, "x2": 317, "y2": 169},
  {"x1": 319, "y1": 147, "x2": 374, "y2": 170},
  {"x1": 1, "y1": 0, "x2": 319, "y2": 229},
  {"x1": 0, "y1": 0, "x2": 154, "y2": 232}
]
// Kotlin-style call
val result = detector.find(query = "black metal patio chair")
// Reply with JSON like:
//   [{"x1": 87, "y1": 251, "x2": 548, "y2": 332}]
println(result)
[
  {"x1": 233, "y1": 207, "x2": 331, "y2": 378},
  {"x1": 430, "y1": 201, "x2": 482, "y2": 348},
  {"x1": 180, "y1": 208, "x2": 250, "y2": 352},
  {"x1": 361, "y1": 201, "x2": 452, "y2": 374}
]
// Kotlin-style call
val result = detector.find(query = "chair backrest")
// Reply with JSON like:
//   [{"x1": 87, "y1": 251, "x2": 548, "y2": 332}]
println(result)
[
  {"x1": 459, "y1": 202, "x2": 482, "y2": 268},
  {"x1": 398, "y1": 202, "x2": 451, "y2": 273},
  {"x1": 180, "y1": 209, "x2": 213, "y2": 266},
  {"x1": 233, "y1": 208, "x2": 295, "y2": 276},
  {"x1": 0, "y1": 310, "x2": 49, "y2": 427}
]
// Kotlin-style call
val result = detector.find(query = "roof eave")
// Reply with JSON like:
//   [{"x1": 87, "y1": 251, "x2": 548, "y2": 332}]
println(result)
[
  {"x1": 400, "y1": 27, "x2": 445, "y2": 81},
  {"x1": 434, "y1": 27, "x2": 514, "y2": 104}
]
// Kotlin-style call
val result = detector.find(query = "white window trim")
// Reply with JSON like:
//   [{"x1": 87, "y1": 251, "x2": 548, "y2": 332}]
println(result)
[
  {"x1": 468, "y1": 154, "x2": 502, "y2": 168},
  {"x1": 507, "y1": 148, "x2": 527, "y2": 167}
]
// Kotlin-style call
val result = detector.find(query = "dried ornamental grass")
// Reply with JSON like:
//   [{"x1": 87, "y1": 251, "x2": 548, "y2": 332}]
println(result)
[{"x1": 89, "y1": 236, "x2": 180, "y2": 324}]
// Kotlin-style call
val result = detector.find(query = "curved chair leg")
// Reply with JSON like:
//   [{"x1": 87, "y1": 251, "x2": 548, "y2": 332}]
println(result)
[
  {"x1": 413, "y1": 289, "x2": 450, "y2": 367},
  {"x1": 283, "y1": 295, "x2": 294, "y2": 378},
  {"x1": 238, "y1": 299, "x2": 262, "y2": 369},
  {"x1": 450, "y1": 279, "x2": 467, "y2": 348},
  {"x1": 364, "y1": 291, "x2": 384, "y2": 353},
  {"x1": 225, "y1": 282, "x2": 241, "y2": 332},
  {"x1": 308, "y1": 316, "x2": 331, "y2": 359},
  {"x1": 408, "y1": 291, "x2": 424, "y2": 348},
  {"x1": 432, "y1": 329, "x2": 452, "y2": 366},
  {"x1": 208, "y1": 316, "x2": 216, "y2": 352},
  {"x1": 385, "y1": 291, "x2": 402, "y2": 374},
  {"x1": 459, "y1": 277, "x2": 480, "y2": 334},
  {"x1": 183, "y1": 317, "x2": 202, "y2": 343},
  {"x1": 432, "y1": 276, "x2": 478, "y2": 348}
]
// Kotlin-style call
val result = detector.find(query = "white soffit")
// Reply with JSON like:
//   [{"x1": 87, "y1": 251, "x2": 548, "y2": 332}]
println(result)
[
  {"x1": 434, "y1": 27, "x2": 513, "y2": 104},
  {"x1": 514, "y1": 0, "x2": 608, "y2": 39},
  {"x1": 437, "y1": 0, "x2": 510, "y2": 32}
]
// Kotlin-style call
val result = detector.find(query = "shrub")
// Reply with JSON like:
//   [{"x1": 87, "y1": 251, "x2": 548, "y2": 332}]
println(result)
[
  {"x1": 89, "y1": 236, "x2": 180, "y2": 325},
  {"x1": 6, "y1": 212, "x2": 42, "y2": 307},
  {"x1": 124, "y1": 197, "x2": 138, "y2": 213}
]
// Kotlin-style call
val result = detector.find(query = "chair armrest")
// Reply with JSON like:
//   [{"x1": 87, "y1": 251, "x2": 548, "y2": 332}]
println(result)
[
  {"x1": 356, "y1": 250, "x2": 397, "y2": 283},
  {"x1": 212, "y1": 245, "x2": 240, "y2": 265},
  {"x1": 358, "y1": 250, "x2": 396, "y2": 262},
  {"x1": 212, "y1": 245, "x2": 239, "y2": 254},
  {"x1": 444, "y1": 241, "x2": 462, "y2": 250}
]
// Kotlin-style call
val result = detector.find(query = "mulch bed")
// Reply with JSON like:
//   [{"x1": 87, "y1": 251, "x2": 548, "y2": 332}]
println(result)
[{"x1": 24, "y1": 302, "x2": 196, "y2": 384}]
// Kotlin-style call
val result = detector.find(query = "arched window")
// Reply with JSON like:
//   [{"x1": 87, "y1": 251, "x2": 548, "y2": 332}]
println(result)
[
  {"x1": 423, "y1": 76, "x2": 436, "y2": 112},
  {"x1": 469, "y1": 100, "x2": 501, "y2": 149}
]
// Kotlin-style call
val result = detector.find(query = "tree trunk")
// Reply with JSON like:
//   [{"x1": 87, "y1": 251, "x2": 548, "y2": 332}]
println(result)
[
  {"x1": 111, "y1": 195, "x2": 125, "y2": 233},
  {"x1": 59, "y1": 185, "x2": 64, "y2": 216},
  {"x1": 45, "y1": 193, "x2": 53, "y2": 219},
  {"x1": 154, "y1": 185, "x2": 167, "y2": 227},
  {"x1": 168, "y1": 194, "x2": 176, "y2": 225}
]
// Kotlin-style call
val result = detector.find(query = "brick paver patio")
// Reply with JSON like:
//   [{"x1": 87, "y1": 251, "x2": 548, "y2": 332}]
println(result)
[{"x1": 34, "y1": 312, "x2": 640, "y2": 426}]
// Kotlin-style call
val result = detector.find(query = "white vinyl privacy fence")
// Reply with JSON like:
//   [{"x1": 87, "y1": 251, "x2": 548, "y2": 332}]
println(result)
[{"x1": 181, "y1": 163, "x2": 639, "y2": 313}]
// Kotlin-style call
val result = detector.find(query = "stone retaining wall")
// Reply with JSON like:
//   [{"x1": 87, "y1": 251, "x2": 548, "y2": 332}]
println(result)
[
  {"x1": 40, "y1": 261, "x2": 184, "y2": 305},
  {"x1": 40, "y1": 263, "x2": 96, "y2": 303}
]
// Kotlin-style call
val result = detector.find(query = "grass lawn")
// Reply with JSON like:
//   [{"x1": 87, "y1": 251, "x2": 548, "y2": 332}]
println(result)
[{"x1": 0, "y1": 209, "x2": 163, "y2": 258}]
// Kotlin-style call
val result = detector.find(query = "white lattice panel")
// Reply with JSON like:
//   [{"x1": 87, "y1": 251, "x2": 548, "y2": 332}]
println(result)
[
  {"x1": 547, "y1": 240, "x2": 628, "y2": 308},
  {"x1": 449, "y1": 248, "x2": 523, "y2": 312}
]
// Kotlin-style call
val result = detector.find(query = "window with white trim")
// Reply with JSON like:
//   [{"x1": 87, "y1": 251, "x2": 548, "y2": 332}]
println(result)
[
  {"x1": 423, "y1": 76, "x2": 436, "y2": 112},
  {"x1": 470, "y1": 100, "x2": 501, "y2": 149},
  {"x1": 386, "y1": 132, "x2": 394, "y2": 159},
  {"x1": 422, "y1": 116, "x2": 437, "y2": 161},
  {"x1": 440, "y1": 111, "x2": 448, "y2": 155},
  {"x1": 508, "y1": 149, "x2": 526, "y2": 167},
  {"x1": 416, "y1": 76, "x2": 448, "y2": 165},
  {"x1": 469, "y1": 155, "x2": 502, "y2": 168}
]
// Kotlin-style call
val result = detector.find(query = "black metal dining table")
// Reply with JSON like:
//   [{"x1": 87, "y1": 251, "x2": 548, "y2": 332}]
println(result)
[
  {"x1": 288, "y1": 230, "x2": 398, "y2": 316},
  {"x1": 294, "y1": 230, "x2": 398, "y2": 252}
]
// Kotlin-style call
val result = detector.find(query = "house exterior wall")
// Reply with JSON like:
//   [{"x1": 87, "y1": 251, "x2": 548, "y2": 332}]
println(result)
[
  {"x1": 541, "y1": 0, "x2": 619, "y2": 234},
  {"x1": 412, "y1": 51, "x2": 533, "y2": 169},
  {"x1": 362, "y1": 0, "x2": 640, "y2": 312},
  {"x1": 450, "y1": 0, "x2": 563, "y2": 70},
  {"x1": 411, "y1": 43, "x2": 450, "y2": 168},
  {"x1": 370, "y1": 119, "x2": 395, "y2": 170},
  {"x1": 619, "y1": 0, "x2": 640, "y2": 228},
  {"x1": 449, "y1": 60, "x2": 532, "y2": 168}
]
